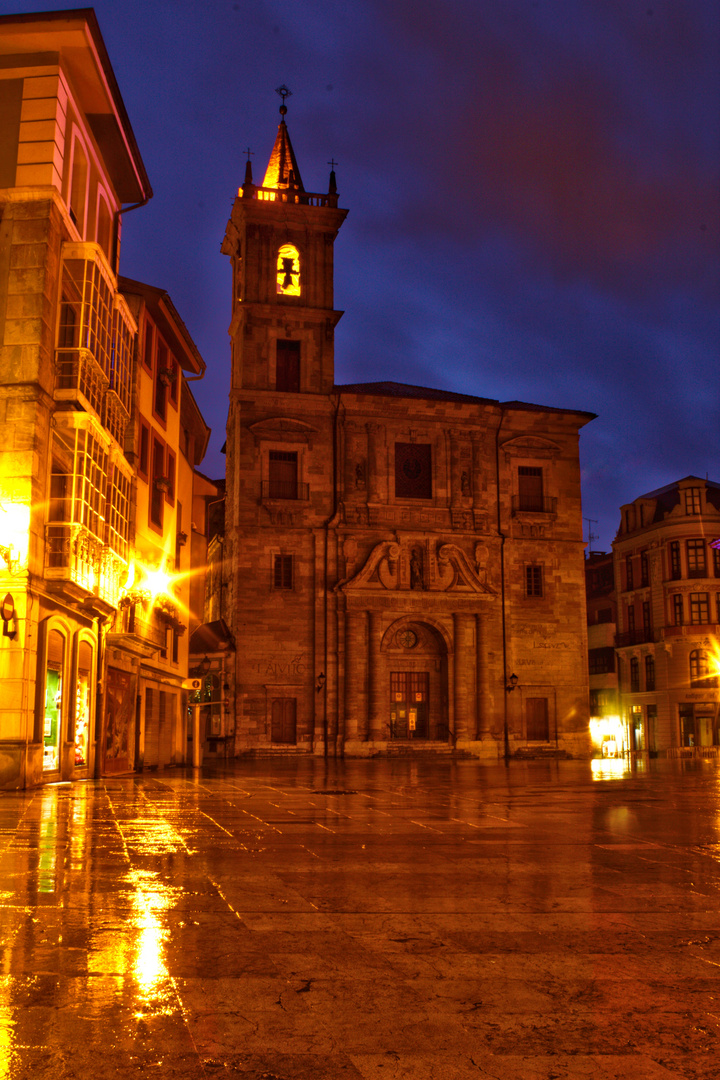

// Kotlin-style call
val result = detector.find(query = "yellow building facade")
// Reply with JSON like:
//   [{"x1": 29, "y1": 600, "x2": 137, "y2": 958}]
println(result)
[{"x1": 0, "y1": 11, "x2": 212, "y2": 788}]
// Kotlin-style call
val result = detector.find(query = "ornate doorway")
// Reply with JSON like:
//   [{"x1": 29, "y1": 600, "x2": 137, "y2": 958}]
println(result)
[
  {"x1": 382, "y1": 620, "x2": 449, "y2": 741},
  {"x1": 390, "y1": 672, "x2": 429, "y2": 738}
]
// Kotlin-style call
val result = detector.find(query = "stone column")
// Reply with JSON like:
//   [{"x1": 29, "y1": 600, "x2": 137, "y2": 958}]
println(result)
[
  {"x1": 476, "y1": 613, "x2": 491, "y2": 738},
  {"x1": 345, "y1": 609, "x2": 368, "y2": 741},
  {"x1": 449, "y1": 430, "x2": 462, "y2": 506},
  {"x1": 471, "y1": 434, "x2": 483, "y2": 507},
  {"x1": 368, "y1": 610, "x2": 384, "y2": 741},
  {"x1": 366, "y1": 423, "x2": 384, "y2": 502},
  {"x1": 453, "y1": 613, "x2": 476, "y2": 740}
]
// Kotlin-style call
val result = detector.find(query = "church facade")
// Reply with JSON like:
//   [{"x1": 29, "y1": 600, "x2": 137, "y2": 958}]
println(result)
[{"x1": 219, "y1": 104, "x2": 594, "y2": 759}]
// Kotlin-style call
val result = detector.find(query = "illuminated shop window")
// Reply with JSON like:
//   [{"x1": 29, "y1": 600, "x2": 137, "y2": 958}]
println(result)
[
  {"x1": 43, "y1": 629, "x2": 65, "y2": 773},
  {"x1": 276, "y1": 244, "x2": 300, "y2": 296},
  {"x1": 75, "y1": 640, "x2": 92, "y2": 767}
]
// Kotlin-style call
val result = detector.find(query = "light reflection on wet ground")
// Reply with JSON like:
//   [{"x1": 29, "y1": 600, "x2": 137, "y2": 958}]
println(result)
[{"x1": 1, "y1": 757, "x2": 720, "y2": 1078}]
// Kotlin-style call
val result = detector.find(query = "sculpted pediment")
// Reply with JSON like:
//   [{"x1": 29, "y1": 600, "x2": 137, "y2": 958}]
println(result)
[
  {"x1": 248, "y1": 417, "x2": 319, "y2": 444},
  {"x1": 501, "y1": 435, "x2": 561, "y2": 459},
  {"x1": 338, "y1": 539, "x2": 496, "y2": 596}
]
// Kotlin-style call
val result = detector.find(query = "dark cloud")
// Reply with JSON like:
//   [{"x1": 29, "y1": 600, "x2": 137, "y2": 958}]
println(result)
[{"x1": 9, "y1": 0, "x2": 717, "y2": 551}]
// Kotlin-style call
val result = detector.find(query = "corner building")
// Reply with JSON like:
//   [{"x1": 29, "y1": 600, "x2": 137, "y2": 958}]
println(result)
[
  {"x1": 222, "y1": 106, "x2": 594, "y2": 759},
  {"x1": 613, "y1": 477, "x2": 720, "y2": 755}
]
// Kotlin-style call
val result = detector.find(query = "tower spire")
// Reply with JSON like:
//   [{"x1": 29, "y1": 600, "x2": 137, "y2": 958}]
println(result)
[{"x1": 261, "y1": 85, "x2": 304, "y2": 192}]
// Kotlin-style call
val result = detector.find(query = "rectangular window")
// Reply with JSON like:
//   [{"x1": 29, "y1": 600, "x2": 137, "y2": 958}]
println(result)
[
  {"x1": 150, "y1": 438, "x2": 165, "y2": 529},
  {"x1": 165, "y1": 449, "x2": 176, "y2": 504},
  {"x1": 673, "y1": 594, "x2": 684, "y2": 626},
  {"x1": 630, "y1": 657, "x2": 640, "y2": 693},
  {"x1": 640, "y1": 550, "x2": 649, "y2": 587},
  {"x1": 273, "y1": 554, "x2": 293, "y2": 589},
  {"x1": 268, "y1": 450, "x2": 298, "y2": 499},
  {"x1": 625, "y1": 555, "x2": 634, "y2": 590},
  {"x1": 525, "y1": 564, "x2": 543, "y2": 597},
  {"x1": 143, "y1": 317, "x2": 154, "y2": 372},
  {"x1": 154, "y1": 338, "x2": 168, "y2": 424},
  {"x1": 685, "y1": 487, "x2": 702, "y2": 514},
  {"x1": 276, "y1": 340, "x2": 301, "y2": 392},
  {"x1": 526, "y1": 697, "x2": 549, "y2": 741},
  {"x1": 690, "y1": 593, "x2": 709, "y2": 625},
  {"x1": 138, "y1": 419, "x2": 150, "y2": 480},
  {"x1": 669, "y1": 541, "x2": 681, "y2": 580},
  {"x1": 687, "y1": 539, "x2": 706, "y2": 578},
  {"x1": 395, "y1": 443, "x2": 432, "y2": 499},
  {"x1": 627, "y1": 605, "x2": 636, "y2": 633},
  {"x1": 589, "y1": 647, "x2": 615, "y2": 675},
  {"x1": 645, "y1": 654, "x2": 655, "y2": 692},
  {"x1": 169, "y1": 355, "x2": 179, "y2": 406},
  {"x1": 106, "y1": 461, "x2": 131, "y2": 561},
  {"x1": 642, "y1": 600, "x2": 652, "y2": 634},
  {"x1": 172, "y1": 628, "x2": 179, "y2": 664},
  {"x1": 517, "y1": 466, "x2": 544, "y2": 512},
  {"x1": 714, "y1": 547, "x2": 720, "y2": 578}
]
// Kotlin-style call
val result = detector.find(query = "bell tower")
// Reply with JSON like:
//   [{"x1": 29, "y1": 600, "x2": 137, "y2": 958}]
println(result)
[{"x1": 222, "y1": 87, "x2": 348, "y2": 398}]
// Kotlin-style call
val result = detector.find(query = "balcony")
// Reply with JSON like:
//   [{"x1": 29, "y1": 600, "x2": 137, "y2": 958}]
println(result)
[
  {"x1": 44, "y1": 523, "x2": 126, "y2": 609},
  {"x1": 102, "y1": 388, "x2": 130, "y2": 446},
  {"x1": 615, "y1": 628, "x2": 657, "y2": 647},
  {"x1": 55, "y1": 348, "x2": 109, "y2": 419},
  {"x1": 261, "y1": 480, "x2": 309, "y2": 501},
  {"x1": 512, "y1": 495, "x2": 557, "y2": 516}
]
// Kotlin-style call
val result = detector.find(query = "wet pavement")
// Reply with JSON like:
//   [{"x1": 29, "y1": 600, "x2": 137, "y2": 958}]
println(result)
[{"x1": 1, "y1": 756, "x2": 720, "y2": 1079}]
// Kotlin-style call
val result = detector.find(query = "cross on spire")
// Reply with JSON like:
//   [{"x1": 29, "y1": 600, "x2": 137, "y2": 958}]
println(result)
[
  {"x1": 328, "y1": 158, "x2": 338, "y2": 171},
  {"x1": 275, "y1": 84, "x2": 292, "y2": 116},
  {"x1": 245, "y1": 147, "x2": 254, "y2": 162}
]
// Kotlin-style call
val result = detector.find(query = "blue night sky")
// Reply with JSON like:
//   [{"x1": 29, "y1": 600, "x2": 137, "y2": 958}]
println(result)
[{"x1": 12, "y1": 1, "x2": 720, "y2": 550}]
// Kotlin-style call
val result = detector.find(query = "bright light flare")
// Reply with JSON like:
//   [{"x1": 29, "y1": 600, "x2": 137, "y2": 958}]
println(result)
[{"x1": 0, "y1": 499, "x2": 30, "y2": 571}]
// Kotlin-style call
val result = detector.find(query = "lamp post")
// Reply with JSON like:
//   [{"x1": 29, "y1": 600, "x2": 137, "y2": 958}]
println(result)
[{"x1": 503, "y1": 673, "x2": 519, "y2": 760}]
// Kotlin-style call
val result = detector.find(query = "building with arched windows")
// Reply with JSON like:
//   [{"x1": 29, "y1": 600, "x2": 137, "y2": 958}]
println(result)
[
  {"x1": 216, "y1": 101, "x2": 595, "y2": 759},
  {"x1": 613, "y1": 477, "x2": 720, "y2": 754}
]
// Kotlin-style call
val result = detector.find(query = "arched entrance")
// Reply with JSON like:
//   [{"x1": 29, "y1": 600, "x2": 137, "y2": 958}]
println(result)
[{"x1": 381, "y1": 620, "x2": 449, "y2": 741}]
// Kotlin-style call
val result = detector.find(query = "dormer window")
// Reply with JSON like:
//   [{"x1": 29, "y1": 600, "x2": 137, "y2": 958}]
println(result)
[{"x1": 277, "y1": 244, "x2": 300, "y2": 296}]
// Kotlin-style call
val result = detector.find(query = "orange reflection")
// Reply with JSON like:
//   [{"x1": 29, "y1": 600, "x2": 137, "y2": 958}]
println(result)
[{"x1": 126, "y1": 869, "x2": 179, "y2": 1017}]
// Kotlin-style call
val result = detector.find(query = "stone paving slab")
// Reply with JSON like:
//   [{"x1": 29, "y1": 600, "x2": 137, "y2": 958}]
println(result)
[{"x1": 1, "y1": 757, "x2": 720, "y2": 1077}]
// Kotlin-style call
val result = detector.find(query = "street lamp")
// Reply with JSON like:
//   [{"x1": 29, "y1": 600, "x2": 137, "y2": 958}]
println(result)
[{"x1": 506, "y1": 673, "x2": 519, "y2": 693}]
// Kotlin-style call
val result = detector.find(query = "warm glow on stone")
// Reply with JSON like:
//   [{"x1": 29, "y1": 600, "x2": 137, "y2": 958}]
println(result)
[
  {"x1": 0, "y1": 498, "x2": 30, "y2": 572},
  {"x1": 277, "y1": 244, "x2": 300, "y2": 296}
]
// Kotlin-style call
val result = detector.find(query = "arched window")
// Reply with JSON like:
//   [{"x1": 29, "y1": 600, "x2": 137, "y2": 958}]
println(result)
[
  {"x1": 690, "y1": 650, "x2": 718, "y2": 688},
  {"x1": 276, "y1": 244, "x2": 300, "y2": 296},
  {"x1": 75, "y1": 639, "x2": 93, "y2": 767},
  {"x1": 43, "y1": 628, "x2": 66, "y2": 772},
  {"x1": 96, "y1": 192, "x2": 113, "y2": 260},
  {"x1": 69, "y1": 135, "x2": 88, "y2": 233}
]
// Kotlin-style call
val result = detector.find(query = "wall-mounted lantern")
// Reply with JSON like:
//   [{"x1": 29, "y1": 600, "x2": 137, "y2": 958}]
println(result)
[
  {"x1": 506, "y1": 673, "x2": 519, "y2": 693},
  {"x1": 2, "y1": 593, "x2": 17, "y2": 639}
]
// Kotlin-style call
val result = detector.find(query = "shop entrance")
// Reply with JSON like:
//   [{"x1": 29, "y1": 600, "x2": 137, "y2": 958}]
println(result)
[
  {"x1": 390, "y1": 672, "x2": 429, "y2": 739},
  {"x1": 43, "y1": 629, "x2": 65, "y2": 773}
]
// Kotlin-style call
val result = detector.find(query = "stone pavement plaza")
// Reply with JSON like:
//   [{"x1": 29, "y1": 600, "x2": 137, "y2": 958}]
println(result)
[{"x1": 1, "y1": 758, "x2": 720, "y2": 1079}]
